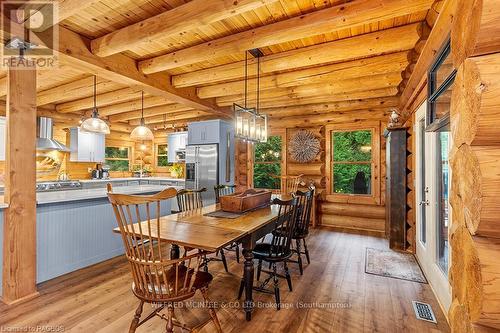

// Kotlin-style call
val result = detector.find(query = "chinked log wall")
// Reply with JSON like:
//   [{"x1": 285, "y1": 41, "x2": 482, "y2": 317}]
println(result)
[{"x1": 447, "y1": 0, "x2": 500, "y2": 331}]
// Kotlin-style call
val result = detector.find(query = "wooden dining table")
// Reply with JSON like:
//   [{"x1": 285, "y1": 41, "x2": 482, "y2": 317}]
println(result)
[{"x1": 113, "y1": 202, "x2": 282, "y2": 321}]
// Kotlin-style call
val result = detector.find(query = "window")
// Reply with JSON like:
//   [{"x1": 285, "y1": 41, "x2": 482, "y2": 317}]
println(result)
[
  {"x1": 427, "y1": 38, "x2": 456, "y2": 131},
  {"x1": 437, "y1": 132, "x2": 450, "y2": 275},
  {"x1": 332, "y1": 130, "x2": 373, "y2": 195},
  {"x1": 105, "y1": 147, "x2": 130, "y2": 171},
  {"x1": 253, "y1": 136, "x2": 282, "y2": 189},
  {"x1": 156, "y1": 144, "x2": 172, "y2": 167}
]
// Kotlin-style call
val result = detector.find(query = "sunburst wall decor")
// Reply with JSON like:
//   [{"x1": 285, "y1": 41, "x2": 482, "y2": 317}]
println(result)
[{"x1": 289, "y1": 130, "x2": 320, "y2": 163}]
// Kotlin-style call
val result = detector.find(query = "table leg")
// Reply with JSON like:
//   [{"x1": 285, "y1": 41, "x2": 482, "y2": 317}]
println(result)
[
  {"x1": 170, "y1": 244, "x2": 180, "y2": 259},
  {"x1": 242, "y1": 247, "x2": 254, "y2": 321}
]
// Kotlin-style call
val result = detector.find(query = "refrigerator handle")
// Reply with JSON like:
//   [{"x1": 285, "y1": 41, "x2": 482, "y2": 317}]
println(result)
[{"x1": 195, "y1": 146, "x2": 200, "y2": 190}]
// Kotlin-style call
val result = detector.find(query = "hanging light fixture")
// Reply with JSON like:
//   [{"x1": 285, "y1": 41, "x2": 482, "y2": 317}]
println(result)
[
  {"x1": 130, "y1": 91, "x2": 154, "y2": 141},
  {"x1": 234, "y1": 49, "x2": 268, "y2": 143},
  {"x1": 80, "y1": 75, "x2": 110, "y2": 134}
]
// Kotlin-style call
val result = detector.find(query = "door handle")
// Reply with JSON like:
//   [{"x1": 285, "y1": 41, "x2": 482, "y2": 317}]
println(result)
[{"x1": 419, "y1": 200, "x2": 430, "y2": 206}]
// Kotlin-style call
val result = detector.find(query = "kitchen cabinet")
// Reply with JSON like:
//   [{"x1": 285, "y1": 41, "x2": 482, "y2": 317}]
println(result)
[
  {"x1": 167, "y1": 131, "x2": 187, "y2": 163},
  {"x1": 188, "y1": 120, "x2": 221, "y2": 145},
  {"x1": 0, "y1": 117, "x2": 5, "y2": 161},
  {"x1": 69, "y1": 128, "x2": 105, "y2": 163}
]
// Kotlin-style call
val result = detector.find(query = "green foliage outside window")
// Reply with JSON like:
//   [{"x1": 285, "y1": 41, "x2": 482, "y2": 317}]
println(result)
[
  {"x1": 105, "y1": 147, "x2": 130, "y2": 171},
  {"x1": 253, "y1": 136, "x2": 282, "y2": 189},
  {"x1": 332, "y1": 130, "x2": 372, "y2": 195},
  {"x1": 157, "y1": 144, "x2": 172, "y2": 167}
]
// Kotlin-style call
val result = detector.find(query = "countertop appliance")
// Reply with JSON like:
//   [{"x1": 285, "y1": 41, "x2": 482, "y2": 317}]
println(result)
[
  {"x1": 36, "y1": 180, "x2": 82, "y2": 192},
  {"x1": 185, "y1": 144, "x2": 219, "y2": 203}
]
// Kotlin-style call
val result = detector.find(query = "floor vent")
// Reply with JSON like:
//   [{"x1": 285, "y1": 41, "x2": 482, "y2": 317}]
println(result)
[{"x1": 412, "y1": 301, "x2": 437, "y2": 323}]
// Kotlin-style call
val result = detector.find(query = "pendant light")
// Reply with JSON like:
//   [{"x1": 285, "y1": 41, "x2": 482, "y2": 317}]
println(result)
[
  {"x1": 234, "y1": 49, "x2": 268, "y2": 143},
  {"x1": 80, "y1": 75, "x2": 110, "y2": 134},
  {"x1": 130, "y1": 91, "x2": 154, "y2": 141}
]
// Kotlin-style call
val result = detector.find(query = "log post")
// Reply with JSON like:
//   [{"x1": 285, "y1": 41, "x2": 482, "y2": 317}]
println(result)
[{"x1": 2, "y1": 65, "x2": 38, "y2": 304}]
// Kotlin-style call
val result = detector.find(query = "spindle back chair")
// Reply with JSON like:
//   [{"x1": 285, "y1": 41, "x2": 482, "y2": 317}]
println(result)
[
  {"x1": 176, "y1": 188, "x2": 206, "y2": 212},
  {"x1": 107, "y1": 185, "x2": 221, "y2": 332}
]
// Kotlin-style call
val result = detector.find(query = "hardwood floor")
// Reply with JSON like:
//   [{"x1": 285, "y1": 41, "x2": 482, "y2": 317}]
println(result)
[{"x1": 0, "y1": 229, "x2": 450, "y2": 332}]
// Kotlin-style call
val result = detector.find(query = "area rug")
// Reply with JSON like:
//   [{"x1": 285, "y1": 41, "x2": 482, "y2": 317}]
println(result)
[{"x1": 365, "y1": 247, "x2": 427, "y2": 283}]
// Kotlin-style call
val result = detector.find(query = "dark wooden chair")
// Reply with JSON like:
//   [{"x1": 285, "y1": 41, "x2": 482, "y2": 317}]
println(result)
[
  {"x1": 177, "y1": 187, "x2": 229, "y2": 273},
  {"x1": 280, "y1": 186, "x2": 315, "y2": 275},
  {"x1": 238, "y1": 197, "x2": 299, "y2": 310},
  {"x1": 214, "y1": 184, "x2": 241, "y2": 263},
  {"x1": 107, "y1": 186, "x2": 221, "y2": 333}
]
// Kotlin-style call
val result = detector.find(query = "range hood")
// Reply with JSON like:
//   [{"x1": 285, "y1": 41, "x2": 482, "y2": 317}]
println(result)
[{"x1": 36, "y1": 117, "x2": 71, "y2": 152}]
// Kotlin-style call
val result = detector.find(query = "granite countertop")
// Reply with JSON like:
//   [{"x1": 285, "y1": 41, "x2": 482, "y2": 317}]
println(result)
[
  {"x1": 0, "y1": 185, "x2": 183, "y2": 208},
  {"x1": 80, "y1": 177, "x2": 185, "y2": 183}
]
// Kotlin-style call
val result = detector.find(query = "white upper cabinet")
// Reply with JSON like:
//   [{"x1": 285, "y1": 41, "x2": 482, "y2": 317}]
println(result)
[
  {"x1": 0, "y1": 117, "x2": 6, "y2": 161},
  {"x1": 70, "y1": 127, "x2": 106, "y2": 163},
  {"x1": 188, "y1": 120, "x2": 221, "y2": 145},
  {"x1": 167, "y1": 131, "x2": 188, "y2": 163}
]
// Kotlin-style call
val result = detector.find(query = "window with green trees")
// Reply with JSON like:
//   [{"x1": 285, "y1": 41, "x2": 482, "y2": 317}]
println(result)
[
  {"x1": 332, "y1": 130, "x2": 373, "y2": 195},
  {"x1": 253, "y1": 136, "x2": 282, "y2": 189},
  {"x1": 156, "y1": 144, "x2": 172, "y2": 167},
  {"x1": 105, "y1": 147, "x2": 130, "y2": 171}
]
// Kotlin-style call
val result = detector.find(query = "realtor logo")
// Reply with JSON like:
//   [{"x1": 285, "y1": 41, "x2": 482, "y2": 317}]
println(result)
[{"x1": 1, "y1": 0, "x2": 59, "y2": 69}]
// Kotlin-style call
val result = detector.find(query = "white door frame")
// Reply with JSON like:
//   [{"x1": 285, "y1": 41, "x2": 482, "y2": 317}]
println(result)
[{"x1": 414, "y1": 101, "x2": 452, "y2": 311}]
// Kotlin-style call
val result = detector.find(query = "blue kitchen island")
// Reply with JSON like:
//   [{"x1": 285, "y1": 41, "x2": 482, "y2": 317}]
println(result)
[{"x1": 0, "y1": 184, "x2": 180, "y2": 297}]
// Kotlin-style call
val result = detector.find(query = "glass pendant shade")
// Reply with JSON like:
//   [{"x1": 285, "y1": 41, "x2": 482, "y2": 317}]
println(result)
[
  {"x1": 80, "y1": 109, "x2": 110, "y2": 134},
  {"x1": 130, "y1": 91, "x2": 154, "y2": 141},
  {"x1": 130, "y1": 119, "x2": 154, "y2": 141}
]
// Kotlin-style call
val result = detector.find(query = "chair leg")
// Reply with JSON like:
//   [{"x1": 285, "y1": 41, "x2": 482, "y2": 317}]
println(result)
[
  {"x1": 201, "y1": 288, "x2": 222, "y2": 333},
  {"x1": 284, "y1": 261, "x2": 293, "y2": 292},
  {"x1": 235, "y1": 244, "x2": 240, "y2": 263},
  {"x1": 166, "y1": 304, "x2": 174, "y2": 333},
  {"x1": 296, "y1": 239, "x2": 303, "y2": 275},
  {"x1": 220, "y1": 249, "x2": 229, "y2": 273},
  {"x1": 238, "y1": 277, "x2": 245, "y2": 299},
  {"x1": 303, "y1": 238, "x2": 311, "y2": 264},
  {"x1": 203, "y1": 255, "x2": 209, "y2": 272},
  {"x1": 129, "y1": 300, "x2": 144, "y2": 333},
  {"x1": 256, "y1": 259, "x2": 262, "y2": 281},
  {"x1": 272, "y1": 263, "x2": 280, "y2": 310}
]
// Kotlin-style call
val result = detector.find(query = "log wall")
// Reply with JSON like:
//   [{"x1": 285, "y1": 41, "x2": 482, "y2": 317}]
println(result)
[{"x1": 448, "y1": 1, "x2": 500, "y2": 330}]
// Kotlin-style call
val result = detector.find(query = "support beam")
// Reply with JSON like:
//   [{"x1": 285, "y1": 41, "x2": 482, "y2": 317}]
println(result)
[
  {"x1": 90, "y1": 0, "x2": 279, "y2": 57},
  {"x1": 130, "y1": 111, "x2": 210, "y2": 125},
  {"x1": 99, "y1": 96, "x2": 174, "y2": 117},
  {"x1": 216, "y1": 87, "x2": 399, "y2": 108},
  {"x1": 139, "y1": 0, "x2": 433, "y2": 72},
  {"x1": 399, "y1": 0, "x2": 456, "y2": 113},
  {"x1": 201, "y1": 71, "x2": 403, "y2": 99},
  {"x1": 56, "y1": 87, "x2": 140, "y2": 113},
  {"x1": 171, "y1": 24, "x2": 422, "y2": 86},
  {"x1": 2, "y1": 65, "x2": 38, "y2": 305},
  {"x1": 183, "y1": 51, "x2": 409, "y2": 90},
  {"x1": 108, "y1": 104, "x2": 193, "y2": 122}
]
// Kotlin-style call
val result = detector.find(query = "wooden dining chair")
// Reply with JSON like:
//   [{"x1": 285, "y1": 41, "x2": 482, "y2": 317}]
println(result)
[
  {"x1": 282, "y1": 186, "x2": 315, "y2": 275},
  {"x1": 176, "y1": 188, "x2": 207, "y2": 212},
  {"x1": 238, "y1": 197, "x2": 299, "y2": 310},
  {"x1": 107, "y1": 186, "x2": 222, "y2": 333},
  {"x1": 275, "y1": 174, "x2": 303, "y2": 195},
  {"x1": 214, "y1": 184, "x2": 241, "y2": 263},
  {"x1": 177, "y1": 187, "x2": 229, "y2": 273}
]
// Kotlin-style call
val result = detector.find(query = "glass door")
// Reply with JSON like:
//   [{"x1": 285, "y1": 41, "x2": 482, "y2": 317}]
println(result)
[{"x1": 415, "y1": 102, "x2": 451, "y2": 310}]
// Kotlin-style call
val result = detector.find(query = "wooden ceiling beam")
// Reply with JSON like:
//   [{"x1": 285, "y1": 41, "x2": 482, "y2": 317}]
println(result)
[
  {"x1": 260, "y1": 97, "x2": 400, "y2": 118},
  {"x1": 108, "y1": 104, "x2": 193, "y2": 122},
  {"x1": 202, "y1": 71, "x2": 403, "y2": 100},
  {"x1": 130, "y1": 111, "x2": 210, "y2": 126},
  {"x1": 172, "y1": 24, "x2": 423, "y2": 87},
  {"x1": 90, "y1": 0, "x2": 279, "y2": 57},
  {"x1": 139, "y1": 0, "x2": 433, "y2": 73},
  {"x1": 99, "y1": 96, "x2": 174, "y2": 117},
  {"x1": 399, "y1": 0, "x2": 456, "y2": 113},
  {"x1": 189, "y1": 52, "x2": 409, "y2": 94},
  {"x1": 37, "y1": 76, "x2": 118, "y2": 106},
  {"x1": 55, "y1": 87, "x2": 140, "y2": 113},
  {"x1": 220, "y1": 87, "x2": 399, "y2": 108}
]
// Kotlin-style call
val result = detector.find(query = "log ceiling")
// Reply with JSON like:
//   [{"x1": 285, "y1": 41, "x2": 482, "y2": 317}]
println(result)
[{"x1": 0, "y1": 0, "x2": 445, "y2": 133}]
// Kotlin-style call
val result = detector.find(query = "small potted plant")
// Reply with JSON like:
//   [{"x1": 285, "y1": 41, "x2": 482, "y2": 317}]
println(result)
[{"x1": 170, "y1": 163, "x2": 184, "y2": 179}]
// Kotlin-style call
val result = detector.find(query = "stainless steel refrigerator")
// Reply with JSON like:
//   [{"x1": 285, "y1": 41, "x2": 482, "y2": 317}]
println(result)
[{"x1": 185, "y1": 144, "x2": 219, "y2": 204}]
